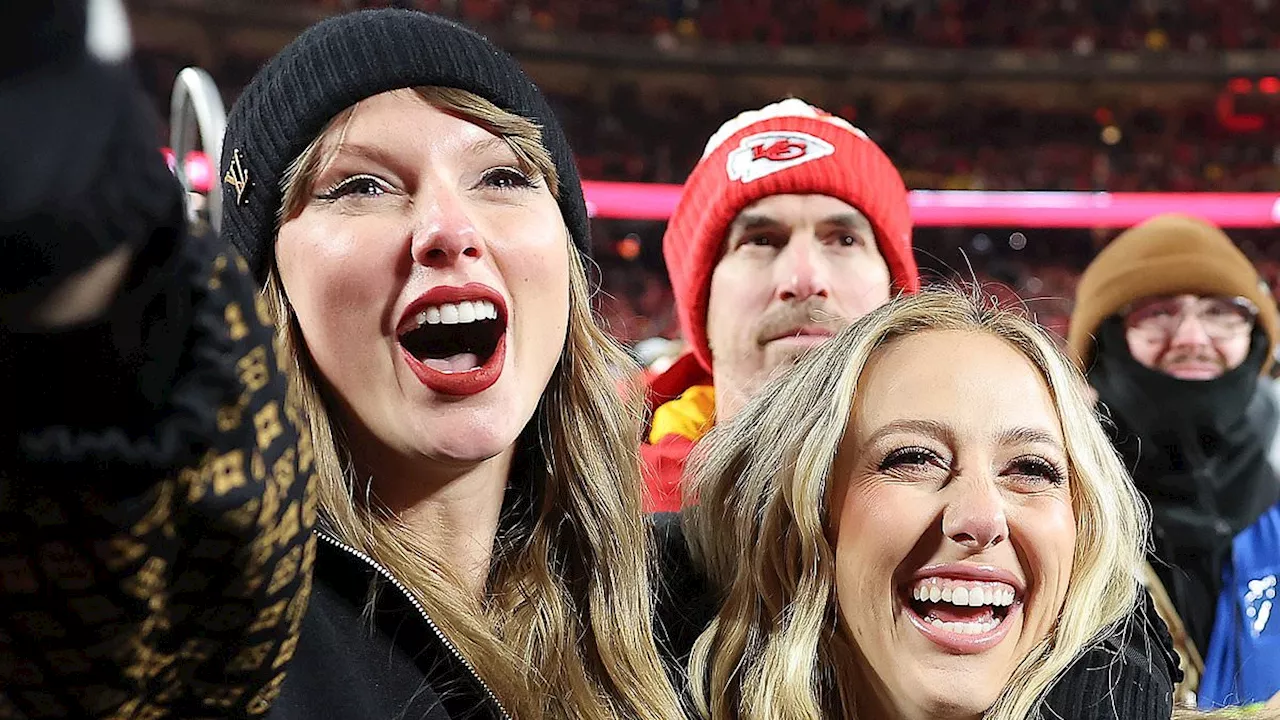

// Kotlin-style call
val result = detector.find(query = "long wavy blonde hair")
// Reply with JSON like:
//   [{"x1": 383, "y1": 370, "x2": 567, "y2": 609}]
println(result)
[
  {"x1": 683, "y1": 288, "x2": 1150, "y2": 720},
  {"x1": 264, "y1": 87, "x2": 682, "y2": 720}
]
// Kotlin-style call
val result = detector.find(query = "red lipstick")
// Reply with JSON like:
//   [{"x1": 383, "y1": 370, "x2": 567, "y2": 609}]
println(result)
[{"x1": 397, "y1": 283, "x2": 508, "y2": 397}]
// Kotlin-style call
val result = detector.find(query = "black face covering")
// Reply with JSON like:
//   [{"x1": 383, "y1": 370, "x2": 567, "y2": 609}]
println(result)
[{"x1": 1089, "y1": 317, "x2": 1280, "y2": 652}]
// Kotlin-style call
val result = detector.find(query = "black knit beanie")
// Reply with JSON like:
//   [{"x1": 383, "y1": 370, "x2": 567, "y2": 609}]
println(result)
[{"x1": 220, "y1": 9, "x2": 589, "y2": 283}]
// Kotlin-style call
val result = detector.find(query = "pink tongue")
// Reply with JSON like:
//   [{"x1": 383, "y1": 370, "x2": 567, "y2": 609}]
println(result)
[
  {"x1": 923, "y1": 602, "x2": 995, "y2": 624},
  {"x1": 423, "y1": 353, "x2": 481, "y2": 374}
]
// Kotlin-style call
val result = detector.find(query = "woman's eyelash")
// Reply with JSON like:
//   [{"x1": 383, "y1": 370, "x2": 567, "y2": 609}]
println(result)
[
  {"x1": 1008, "y1": 456, "x2": 1067, "y2": 485},
  {"x1": 877, "y1": 447, "x2": 1065, "y2": 486},
  {"x1": 316, "y1": 174, "x2": 386, "y2": 200},
  {"x1": 879, "y1": 446, "x2": 940, "y2": 471},
  {"x1": 314, "y1": 167, "x2": 539, "y2": 201},
  {"x1": 481, "y1": 166, "x2": 539, "y2": 190}
]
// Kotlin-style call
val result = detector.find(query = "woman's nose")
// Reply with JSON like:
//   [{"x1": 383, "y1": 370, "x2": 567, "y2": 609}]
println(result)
[
  {"x1": 409, "y1": 189, "x2": 485, "y2": 268},
  {"x1": 941, "y1": 476, "x2": 1009, "y2": 551}
]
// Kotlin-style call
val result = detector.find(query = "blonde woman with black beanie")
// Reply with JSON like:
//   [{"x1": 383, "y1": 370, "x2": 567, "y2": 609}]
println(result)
[{"x1": 0, "y1": 3, "x2": 682, "y2": 719}]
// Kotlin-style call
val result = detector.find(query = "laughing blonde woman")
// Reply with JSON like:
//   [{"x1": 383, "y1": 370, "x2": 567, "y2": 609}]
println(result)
[{"x1": 662, "y1": 288, "x2": 1180, "y2": 720}]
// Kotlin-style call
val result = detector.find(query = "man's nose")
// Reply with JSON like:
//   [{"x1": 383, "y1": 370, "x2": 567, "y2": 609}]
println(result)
[
  {"x1": 775, "y1": 234, "x2": 831, "y2": 303},
  {"x1": 1167, "y1": 310, "x2": 1215, "y2": 350}
]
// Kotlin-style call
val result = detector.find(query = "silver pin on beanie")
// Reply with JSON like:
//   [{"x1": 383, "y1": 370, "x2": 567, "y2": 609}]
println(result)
[{"x1": 219, "y1": 9, "x2": 590, "y2": 283}]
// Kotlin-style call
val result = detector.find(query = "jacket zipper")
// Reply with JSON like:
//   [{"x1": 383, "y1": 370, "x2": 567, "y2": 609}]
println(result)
[{"x1": 313, "y1": 529, "x2": 513, "y2": 720}]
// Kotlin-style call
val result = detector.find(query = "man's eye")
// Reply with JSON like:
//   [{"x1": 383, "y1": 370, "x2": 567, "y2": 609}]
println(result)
[{"x1": 741, "y1": 234, "x2": 780, "y2": 248}]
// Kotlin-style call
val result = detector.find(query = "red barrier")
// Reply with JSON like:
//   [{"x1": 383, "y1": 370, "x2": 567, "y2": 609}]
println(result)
[
  {"x1": 583, "y1": 180, "x2": 1280, "y2": 228},
  {"x1": 164, "y1": 151, "x2": 1280, "y2": 228}
]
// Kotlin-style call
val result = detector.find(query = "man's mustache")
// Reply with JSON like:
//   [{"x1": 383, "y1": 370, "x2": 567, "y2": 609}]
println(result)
[
  {"x1": 754, "y1": 299, "x2": 848, "y2": 346},
  {"x1": 1159, "y1": 348, "x2": 1223, "y2": 369}
]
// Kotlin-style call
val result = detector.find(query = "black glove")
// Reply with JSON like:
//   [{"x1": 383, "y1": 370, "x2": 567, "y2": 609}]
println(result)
[
  {"x1": 0, "y1": 0, "x2": 180, "y2": 299},
  {"x1": 0, "y1": 1, "x2": 90, "y2": 80}
]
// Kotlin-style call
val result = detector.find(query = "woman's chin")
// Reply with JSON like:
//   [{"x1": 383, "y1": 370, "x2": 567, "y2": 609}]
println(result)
[
  {"x1": 399, "y1": 400, "x2": 531, "y2": 469},
  {"x1": 887, "y1": 635, "x2": 1010, "y2": 720},
  {"x1": 421, "y1": 431, "x2": 518, "y2": 468},
  {"x1": 916, "y1": 696, "x2": 992, "y2": 720},
  {"x1": 891, "y1": 664, "x2": 1005, "y2": 720}
]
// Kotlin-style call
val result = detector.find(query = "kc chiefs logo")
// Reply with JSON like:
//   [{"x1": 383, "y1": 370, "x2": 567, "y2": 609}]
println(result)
[{"x1": 726, "y1": 131, "x2": 835, "y2": 184}]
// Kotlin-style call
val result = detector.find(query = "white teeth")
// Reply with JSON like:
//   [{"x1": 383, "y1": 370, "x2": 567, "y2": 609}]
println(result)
[
  {"x1": 457, "y1": 302, "x2": 476, "y2": 323},
  {"x1": 909, "y1": 578, "x2": 1018, "y2": 608},
  {"x1": 414, "y1": 300, "x2": 498, "y2": 327},
  {"x1": 924, "y1": 617, "x2": 999, "y2": 635}
]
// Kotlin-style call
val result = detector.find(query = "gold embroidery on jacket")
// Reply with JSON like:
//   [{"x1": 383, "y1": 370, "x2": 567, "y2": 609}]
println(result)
[{"x1": 1, "y1": 249, "x2": 317, "y2": 718}]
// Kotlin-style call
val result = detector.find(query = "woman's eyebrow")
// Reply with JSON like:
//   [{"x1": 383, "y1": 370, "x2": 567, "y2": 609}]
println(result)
[
  {"x1": 324, "y1": 141, "x2": 401, "y2": 171},
  {"x1": 864, "y1": 419, "x2": 953, "y2": 446},
  {"x1": 463, "y1": 136, "x2": 512, "y2": 159},
  {"x1": 995, "y1": 426, "x2": 1064, "y2": 452}
]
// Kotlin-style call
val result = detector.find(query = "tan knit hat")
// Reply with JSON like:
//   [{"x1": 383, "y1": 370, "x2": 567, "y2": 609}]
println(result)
[{"x1": 1067, "y1": 213, "x2": 1280, "y2": 373}]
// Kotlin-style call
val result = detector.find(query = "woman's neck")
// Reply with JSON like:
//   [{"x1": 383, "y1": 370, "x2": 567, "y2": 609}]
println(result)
[{"x1": 358, "y1": 447, "x2": 516, "y2": 597}]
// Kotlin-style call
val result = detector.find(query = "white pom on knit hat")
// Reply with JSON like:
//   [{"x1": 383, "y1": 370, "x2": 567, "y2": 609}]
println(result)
[{"x1": 700, "y1": 98, "x2": 869, "y2": 160}]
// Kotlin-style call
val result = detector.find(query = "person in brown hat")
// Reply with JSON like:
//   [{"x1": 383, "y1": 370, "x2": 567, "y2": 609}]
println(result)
[{"x1": 1069, "y1": 213, "x2": 1280, "y2": 710}]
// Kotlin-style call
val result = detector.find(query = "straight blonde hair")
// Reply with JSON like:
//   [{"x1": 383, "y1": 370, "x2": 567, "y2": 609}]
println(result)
[
  {"x1": 267, "y1": 87, "x2": 683, "y2": 720},
  {"x1": 683, "y1": 288, "x2": 1150, "y2": 720}
]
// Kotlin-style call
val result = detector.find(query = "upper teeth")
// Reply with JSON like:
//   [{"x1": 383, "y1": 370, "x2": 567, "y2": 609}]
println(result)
[
  {"x1": 415, "y1": 300, "x2": 498, "y2": 327},
  {"x1": 910, "y1": 578, "x2": 1016, "y2": 608}
]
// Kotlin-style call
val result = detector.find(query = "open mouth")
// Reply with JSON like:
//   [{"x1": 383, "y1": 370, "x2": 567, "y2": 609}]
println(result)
[
  {"x1": 397, "y1": 286, "x2": 509, "y2": 396},
  {"x1": 399, "y1": 299, "x2": 505, "y2": 373},
  {"x1": 901, "y1": 577, "x2": 1021, "y2": 651}
]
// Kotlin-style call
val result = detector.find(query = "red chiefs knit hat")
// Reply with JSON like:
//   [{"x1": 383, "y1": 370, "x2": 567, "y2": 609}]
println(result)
[{"x1": 663, "y1": 99, "x2": 919, "y2": 374}]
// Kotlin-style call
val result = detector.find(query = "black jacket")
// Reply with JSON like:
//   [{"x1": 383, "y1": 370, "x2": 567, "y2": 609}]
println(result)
[
  {"x1": 0, "y1": 32, "x2": 502, "y2": 719},
  {"x1": 652, "y1": 513, "x2": 1180, "y2": 719},
  {"x1": 1090, "y1": 319, "x2": 1280, "y2": 654},
  {"x1": 273, "y1": 533, "x2": 505, "y2": 720}
]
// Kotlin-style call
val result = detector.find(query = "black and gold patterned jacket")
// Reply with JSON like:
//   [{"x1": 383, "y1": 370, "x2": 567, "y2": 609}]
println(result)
[{"x1": 1, "y1": 19, "x2": 501, "y2": 720}]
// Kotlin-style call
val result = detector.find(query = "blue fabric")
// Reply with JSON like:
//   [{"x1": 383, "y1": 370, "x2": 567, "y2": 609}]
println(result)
[{"x1": 1199, "y1": 503, "x2": 1280, "y2": 708}]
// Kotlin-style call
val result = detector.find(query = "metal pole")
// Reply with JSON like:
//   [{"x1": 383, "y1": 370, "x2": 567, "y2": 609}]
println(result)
[{"x1": 169, "y1": 67, "x2": 228, "y2": 234}]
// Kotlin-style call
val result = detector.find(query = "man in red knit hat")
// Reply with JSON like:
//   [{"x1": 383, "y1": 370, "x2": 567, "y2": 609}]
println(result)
[{"x1": 643, "y1": 98, "x2": 919, "y2": 512}]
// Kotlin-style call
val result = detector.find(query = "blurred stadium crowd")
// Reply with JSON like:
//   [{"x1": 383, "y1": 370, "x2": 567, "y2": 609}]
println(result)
[
  {"x1": 131, "y1": 0, "x2": 1280, "y2": 365},
  {"x1": 317, "y1": 0, "x2": 1280, "y2": 52}
]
